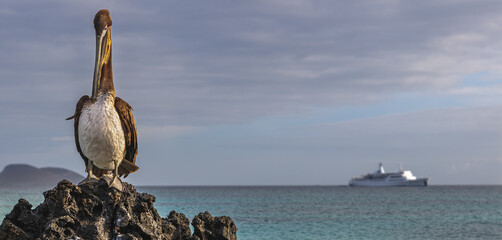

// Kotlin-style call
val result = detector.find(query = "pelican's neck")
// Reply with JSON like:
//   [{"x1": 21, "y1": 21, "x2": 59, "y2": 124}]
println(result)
[
  {"x1": 100, "y1": 51, "x2": 114, "y2": 95},
  {"x1": 97, "y1": 30, "x2": 115, "y2": 96}
]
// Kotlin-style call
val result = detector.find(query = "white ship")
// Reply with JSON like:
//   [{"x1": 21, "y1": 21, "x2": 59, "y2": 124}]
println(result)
[{"x1": 349, "y1": 163, "x2": 429, "y2": 187}]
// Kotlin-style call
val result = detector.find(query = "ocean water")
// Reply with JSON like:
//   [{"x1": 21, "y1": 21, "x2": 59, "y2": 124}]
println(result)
[{"x1": 1, "y1": 185, "x2": 501, "y2": 239}]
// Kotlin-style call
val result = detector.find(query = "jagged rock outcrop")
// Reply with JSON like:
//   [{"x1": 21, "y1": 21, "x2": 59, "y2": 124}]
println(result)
[
  {"x1": 192, "y1": 212, "x2": 237, "y2": 240},
  {"x1": 0, "y1": 179, "x2": 237, "y2": 240}
]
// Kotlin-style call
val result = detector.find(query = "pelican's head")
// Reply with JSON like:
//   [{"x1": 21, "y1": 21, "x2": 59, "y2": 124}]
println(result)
[
  {"x1": 94, "y1": 9, "x2": 112, "y2": 35},
  {"x1": 92, "y1": 9, "x2": 113, "y2": 99}
]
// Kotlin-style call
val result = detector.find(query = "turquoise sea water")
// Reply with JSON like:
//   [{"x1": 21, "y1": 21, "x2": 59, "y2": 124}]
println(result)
[{"x1": 1, "y1": 185, "x2": 502, "y2": 239}]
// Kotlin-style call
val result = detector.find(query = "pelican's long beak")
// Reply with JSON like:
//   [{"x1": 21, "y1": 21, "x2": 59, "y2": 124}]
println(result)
[{"x1": 92, "y1": 27, "x2": 111, "y2": 99}]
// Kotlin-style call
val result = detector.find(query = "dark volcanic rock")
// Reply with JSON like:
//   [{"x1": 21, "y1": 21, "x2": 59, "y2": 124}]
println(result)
[
  {"x1": 0, "y1": 179, "x2": 237, "y2": 240},
  {"x1": 192, "y1": 211, "x2": 237, "y2": 240},
  {"x1": 165, "y1": 211, "x2": 192, "y2": 240}
]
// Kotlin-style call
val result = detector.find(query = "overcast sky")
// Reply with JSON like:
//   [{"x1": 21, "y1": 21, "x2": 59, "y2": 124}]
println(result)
[{"x1": 1, "y1": 0, "x2": 502, "y2": 185}]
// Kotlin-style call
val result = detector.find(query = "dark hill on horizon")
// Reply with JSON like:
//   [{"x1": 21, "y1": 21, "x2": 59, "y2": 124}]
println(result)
[{"x1": 0, "y1": 164, "x2": 83, "y2": 187}]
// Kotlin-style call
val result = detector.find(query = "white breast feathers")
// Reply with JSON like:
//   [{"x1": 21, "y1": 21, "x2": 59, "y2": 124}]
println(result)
[{"x1": 78, "y1": 93, "x2": 125, "y2": 170}]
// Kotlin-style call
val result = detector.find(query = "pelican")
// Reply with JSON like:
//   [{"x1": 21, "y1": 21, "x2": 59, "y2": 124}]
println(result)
[{"x1": 67, "y1": 9, "x2": 138, "y2": 190}]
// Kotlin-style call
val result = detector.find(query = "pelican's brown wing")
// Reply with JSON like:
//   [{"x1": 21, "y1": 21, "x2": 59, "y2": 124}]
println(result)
[
  {"x1": 67, "y1": 95, "x2": 108, "y2": 177},
  {"x1": 115, "y1": 97, "x2": 139, "y2": 177}
]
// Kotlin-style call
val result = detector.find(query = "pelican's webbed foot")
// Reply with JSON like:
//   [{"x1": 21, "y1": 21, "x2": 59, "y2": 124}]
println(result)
[
  {"x1": 79, "y1": 175, "x2": 98, "y2": 185},
  {"x1": 103, "y1": 161, "x2": 123, "y2": 191},
  {"x1": 103, "y1": 174, "x2": 123, "y2": 191},
  {"x1": 79, "y1": 161, "x2": 99, "y2": 185}
]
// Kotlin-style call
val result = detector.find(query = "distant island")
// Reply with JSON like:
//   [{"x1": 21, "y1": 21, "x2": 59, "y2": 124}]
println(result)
[{"x1": 0, "y1": 164, "x2": 83, "y2": 187}]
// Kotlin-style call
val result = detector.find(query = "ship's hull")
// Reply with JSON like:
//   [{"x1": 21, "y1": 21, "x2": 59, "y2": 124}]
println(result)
[{"x1": 349, "y1": 178, "x2": 429, "y2": 187}]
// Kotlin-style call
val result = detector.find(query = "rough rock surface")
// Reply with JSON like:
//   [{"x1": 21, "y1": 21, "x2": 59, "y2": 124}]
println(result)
[
  {"x1": 192, "y1": 212, "x2": 237, "y2": 240},
  {"x1": 0, "y1": 179, "x2": 237, "y2": 240}
]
